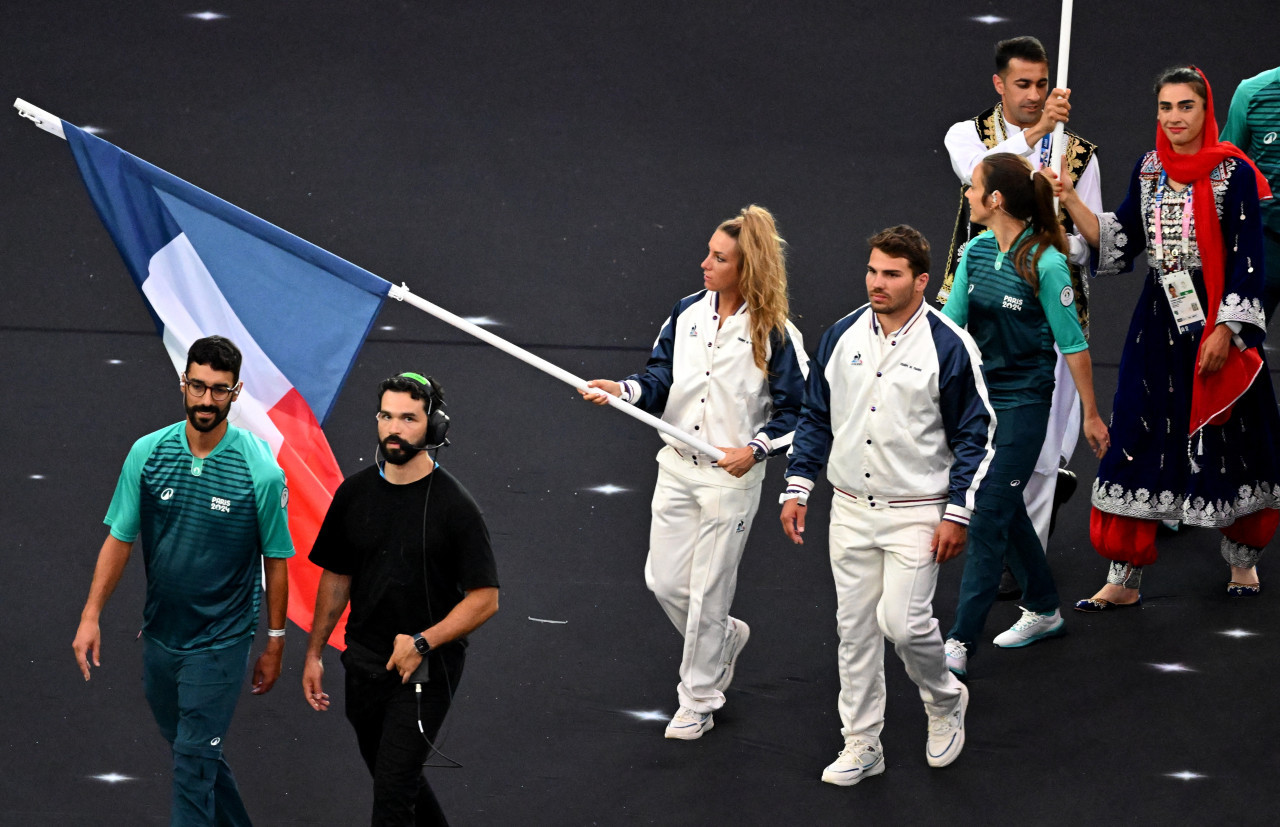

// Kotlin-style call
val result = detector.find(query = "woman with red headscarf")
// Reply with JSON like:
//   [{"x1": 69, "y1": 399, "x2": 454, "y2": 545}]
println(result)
[{"x1": 1054, "y1": 66, "x2": 1279, "y2": 608}]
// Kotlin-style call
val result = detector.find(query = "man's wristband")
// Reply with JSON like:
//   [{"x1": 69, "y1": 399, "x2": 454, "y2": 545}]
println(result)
[{"x1": 267, "y1": 628, "x2": 286, "y2": 638}]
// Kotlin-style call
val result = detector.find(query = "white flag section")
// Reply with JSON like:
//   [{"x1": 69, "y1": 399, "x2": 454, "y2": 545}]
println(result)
[{"x1": 146, "y1": 234, "x2": 293, "y2": 456}]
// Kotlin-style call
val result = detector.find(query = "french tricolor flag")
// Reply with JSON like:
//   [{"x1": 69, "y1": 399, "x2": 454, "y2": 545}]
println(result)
[{"x1": 63, "y1": 122, "x2": 391, "y2": 648}]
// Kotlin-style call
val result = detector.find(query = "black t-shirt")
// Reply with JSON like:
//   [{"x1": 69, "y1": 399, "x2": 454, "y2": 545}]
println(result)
[{"x1": 309, "y1": 463, "x2": 499, "y2": 660}]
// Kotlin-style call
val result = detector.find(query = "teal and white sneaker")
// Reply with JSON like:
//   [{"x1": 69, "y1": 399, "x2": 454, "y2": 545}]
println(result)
[
  {"x1": 664, "y1": 706, "x2": 714, "y2": 740},
  {"x1": 944, "y1": 638, "x2": 969, "y2": 678},
  {"x1": 926, "y1": 683, "x2": 969, "y2": 768},
  {"x1": 821, "y1": 740, "x2": 885, "y2": 786},
  {"x1": 993, "y1": 607, "x2": 1065, "y2": 648}
]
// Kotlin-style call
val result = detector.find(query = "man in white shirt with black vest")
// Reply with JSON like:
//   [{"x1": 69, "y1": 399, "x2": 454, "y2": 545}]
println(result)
[{"x1": 938, "y1": 35, "x2": 1103, "y2": 569}]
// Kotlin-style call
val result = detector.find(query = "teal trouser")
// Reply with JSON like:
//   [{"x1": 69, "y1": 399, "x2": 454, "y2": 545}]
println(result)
[
  {"x1": 1263, "y1": 227, "x2": 1280, "y2": 323},
  {"x1": 143, "y1": 635, "x2": 254, "y2": 827},
  {"x1": 947, "y1": 402, "x2": 1060, "y2": 648}
]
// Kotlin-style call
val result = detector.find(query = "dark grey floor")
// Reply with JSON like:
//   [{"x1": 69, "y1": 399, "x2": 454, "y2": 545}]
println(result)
[{"x1": 3, "y1": 2, "x2": 1280, "y2": 824}]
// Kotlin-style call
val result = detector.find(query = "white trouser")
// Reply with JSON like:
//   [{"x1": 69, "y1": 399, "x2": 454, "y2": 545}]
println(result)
[
  {"x1": 1025, "y1": 348, "x2": 1081, "y2": 553},
  {"x1": 829, "y1": 496, "x2": 963, "y2": 744},
  {"x1": 645, "y1": 459, "x2": 762, "y2": 713}
]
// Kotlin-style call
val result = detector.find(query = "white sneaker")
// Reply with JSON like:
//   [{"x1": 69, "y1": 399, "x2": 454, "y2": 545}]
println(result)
[
  {"x1": 664, "y1": 706, "x2": 714, "y2": 740},
  {"x1": 944, "y1": 638, "x2": 968, "y2": 678},
  {"x1": 714, "y1": 618, "x2": 751, "y2": 692},
  {"x1": 821, "y1": 740, "x2": 885, "y2": 786},
  {"x1": 926, "y1": 683, "x2": 968, "y2": 768},
  {"x1": 993, "y1": 607, "x2": 1065, "y2": 648}
]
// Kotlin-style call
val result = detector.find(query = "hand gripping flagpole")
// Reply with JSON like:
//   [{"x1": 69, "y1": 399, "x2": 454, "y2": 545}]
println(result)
[
  {"x1": 1049, "y1": 0, "x2": 1073, "y2": 212},
  {"x1": 387, "y1": 283, "x2": 727, "y2": 461}
]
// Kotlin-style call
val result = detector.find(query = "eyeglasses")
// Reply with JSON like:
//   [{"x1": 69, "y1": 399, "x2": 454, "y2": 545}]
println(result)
[{"x1": 183, "y1": 377, "x2": 238, "y2": 402}]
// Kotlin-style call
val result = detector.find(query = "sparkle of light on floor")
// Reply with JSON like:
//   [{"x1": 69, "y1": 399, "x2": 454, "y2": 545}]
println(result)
[
  {"x1": 106, "y1": 358, "x2": 123, "y2": 364},
  {"x1": 379, "y1": 325, "x2": 395, "y2": 331},
  {"x1": 1150, "y1": 662, "x2": 1194, "y2": 673},
  {"x1": 1218, "y1": 628, "x2": 1257, "y2": 638},
  {"x1": 625, "y1": 710, "x2": 668, "y2": 722},
  {"x1": 90, "y1": 773, "x2": 135, "y2": 783},
  {"x1": 30, "y1": 474, "x2": 45, "y2": 480},
  {"x1": 188, "y1": 11, "x2": 226, "y2": 21},
  {"x1": 972, "y1": 15, "x2": 1006, "y2": 24},
  {"x1": 462, "y1": 316, "x2": 501, "y2": 326},
  {"x1": 82, "y1": 126, "x2": 105, "y2": 134},
  {"x1": 587, "y1": 484, "x2": 628, "y2": 495},
  {"x1": 1166, "y1": 771, "x2": 1206, "y2": 781}
]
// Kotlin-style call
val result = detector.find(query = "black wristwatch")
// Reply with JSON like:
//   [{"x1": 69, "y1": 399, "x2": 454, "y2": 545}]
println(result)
[
  {"x1": 751, "y1": 444, "x2": 767, "y2": 462},
  {"x1": 412, "y1": 633, "x2": 431, "y2": 655}
]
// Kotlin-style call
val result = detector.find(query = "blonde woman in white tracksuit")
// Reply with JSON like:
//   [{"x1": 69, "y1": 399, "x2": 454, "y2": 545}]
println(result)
[{"x1": 582, "y1": 205, "x2": 808, "y2": 740}]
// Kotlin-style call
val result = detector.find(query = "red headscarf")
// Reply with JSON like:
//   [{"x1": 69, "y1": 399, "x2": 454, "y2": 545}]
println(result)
[{"x1": 1156, "y1": 67, "x2": 1273, "y2": 436}]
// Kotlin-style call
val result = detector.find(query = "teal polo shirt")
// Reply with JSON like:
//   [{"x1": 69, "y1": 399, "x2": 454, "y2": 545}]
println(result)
[
  {"x1": 1223, "y1": 67, "x2": 1280, "y2": 235},
  {"x1": 105, "y1": 422, "x2": 294, "y2": 652},
  {"x1": 943, "y1": 229, "x2": 1087, "y2": 407}
]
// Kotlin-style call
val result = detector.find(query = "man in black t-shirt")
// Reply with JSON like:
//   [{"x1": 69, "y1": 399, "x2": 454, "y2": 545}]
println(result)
[{"x1": 303, "y1": 373, "x2": 499, "y2": 827}]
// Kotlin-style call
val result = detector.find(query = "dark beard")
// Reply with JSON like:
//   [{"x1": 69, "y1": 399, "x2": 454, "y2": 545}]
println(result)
[
  {"x1": 185, "y1": 402, "x2": 229, "y2": 433},
  {"x1": 380, "y1": 435, "x2": 423, "y2": 465}
]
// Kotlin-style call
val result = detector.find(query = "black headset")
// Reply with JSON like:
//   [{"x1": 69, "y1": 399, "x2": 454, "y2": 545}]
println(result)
[{"x1": 398, "y1": 371, "x2": 451, "y2": 448}]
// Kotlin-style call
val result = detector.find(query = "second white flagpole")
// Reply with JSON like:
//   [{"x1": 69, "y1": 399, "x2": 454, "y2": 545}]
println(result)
[
  {"x1": 387, "y1": 282, "x2": 728, "y2": 461},
  {"x1": 1049, "y1": 0, "x2": 1074, "y2": 210}
]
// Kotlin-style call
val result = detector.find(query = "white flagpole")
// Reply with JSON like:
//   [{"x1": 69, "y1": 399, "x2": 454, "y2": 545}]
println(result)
[
  {"x1": 14, "y1": 98, "x2": 66, "y2": 139},
  {"x1": 14, "y1": 98, "x2": 728, "y2": 461},
  {"x1": 1049, "y1": 0, "x2": 1074, "y2": 211},
  {"x1": 388, "y1": 284, "x2": 728, "y2": 461}
]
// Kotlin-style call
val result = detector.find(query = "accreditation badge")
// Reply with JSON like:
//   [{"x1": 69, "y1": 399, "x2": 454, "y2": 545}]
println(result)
[{"x1": 1161, "y1": 270, "x2": 1205, "y2": 333}]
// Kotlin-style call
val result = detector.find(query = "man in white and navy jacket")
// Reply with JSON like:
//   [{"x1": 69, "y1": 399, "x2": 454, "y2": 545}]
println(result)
[{"x1": 780, "y1": 225, "x2": 995, "y2": 787}]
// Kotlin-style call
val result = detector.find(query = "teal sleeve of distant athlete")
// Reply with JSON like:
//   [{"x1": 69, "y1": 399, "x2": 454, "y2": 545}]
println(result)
[
  {"x1": 1037, "y1": 251, "x2": 1088, "y2": 354},
  {"x1": 103, "y1": 430, "x2": 166, "y2": 542},
  {"x1": 941, "y1": 251, "x2": 970, "y2": 326},
  {"x1": 246, "y1": 441, "x2": 295, "y2": 558},
  {"x1": 1221, "y1": 73, "x2": 1267, "y2": 147}
]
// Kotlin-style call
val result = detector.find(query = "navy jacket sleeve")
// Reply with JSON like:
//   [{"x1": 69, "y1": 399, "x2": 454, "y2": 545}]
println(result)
[
  {"x1": 785, "y1": 316, "x2": 856, "y2": 484},
  {"x1": 623, "y1": 296, "x2": 690, "y2": 415},
  {"x1": 930, "y1": 315, "x2": 996, "y2": 516},
  {"x1": 758, "y1": 326, "x2": 809, "y2": 452}
]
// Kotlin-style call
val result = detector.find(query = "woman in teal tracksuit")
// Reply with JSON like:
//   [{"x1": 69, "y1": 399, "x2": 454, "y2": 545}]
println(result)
[{"x1": 939, "y1": 151, "x2": 1108, "y2": 677}]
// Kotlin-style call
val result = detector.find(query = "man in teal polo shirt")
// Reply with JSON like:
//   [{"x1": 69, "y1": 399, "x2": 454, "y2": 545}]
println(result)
[{"x1": 72, "y1": 335, "x2": 294, "y2": 826}]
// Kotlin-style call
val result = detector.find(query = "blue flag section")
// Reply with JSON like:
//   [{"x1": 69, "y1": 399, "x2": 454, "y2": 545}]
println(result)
[{"x1": 63, "y1": 123, "x2": 391, "y2": 425}]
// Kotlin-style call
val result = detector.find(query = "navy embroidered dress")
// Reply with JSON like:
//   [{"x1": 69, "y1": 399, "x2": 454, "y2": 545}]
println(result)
[{"x1": 1090, "y1": 151, "x2": 1280, "y2": 526}]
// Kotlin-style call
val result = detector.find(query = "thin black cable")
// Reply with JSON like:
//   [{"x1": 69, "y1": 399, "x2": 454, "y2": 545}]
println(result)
[{"x1": 415, "y1": 442, "x2": 462, "y2": 769}]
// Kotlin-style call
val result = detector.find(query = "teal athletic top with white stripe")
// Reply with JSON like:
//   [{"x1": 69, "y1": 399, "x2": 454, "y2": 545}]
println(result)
[
  {"x1": 1223, "y1": 66, "x2": 1280, "y2": 236},
  {"x1": 105, "y1": 421, "x2": 294, "y2": 653},
  {"x1": 942, "y1": 228, "x2": 1087, "y2": 408}
]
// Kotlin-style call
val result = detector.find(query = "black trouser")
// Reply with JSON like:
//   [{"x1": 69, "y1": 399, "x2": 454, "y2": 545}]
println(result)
[{"x1": 343, "y1": 646, "x2": 465, "y2": 827}]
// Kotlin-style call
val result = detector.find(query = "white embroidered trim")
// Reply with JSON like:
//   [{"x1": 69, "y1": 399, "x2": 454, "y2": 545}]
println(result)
[
  {"x1": 1096, "y1": 212, "x2": 1129, "y2": 277},
  {"x1": 1218, "y1": 293, "x2": 1266, "y2": 330},
  {"x1": 1211, "y1": 159, "x2": 1236, "y2": 216},
  {"x1": 1091, "y1": 478, "x2": 1280, "y2": 527}
]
